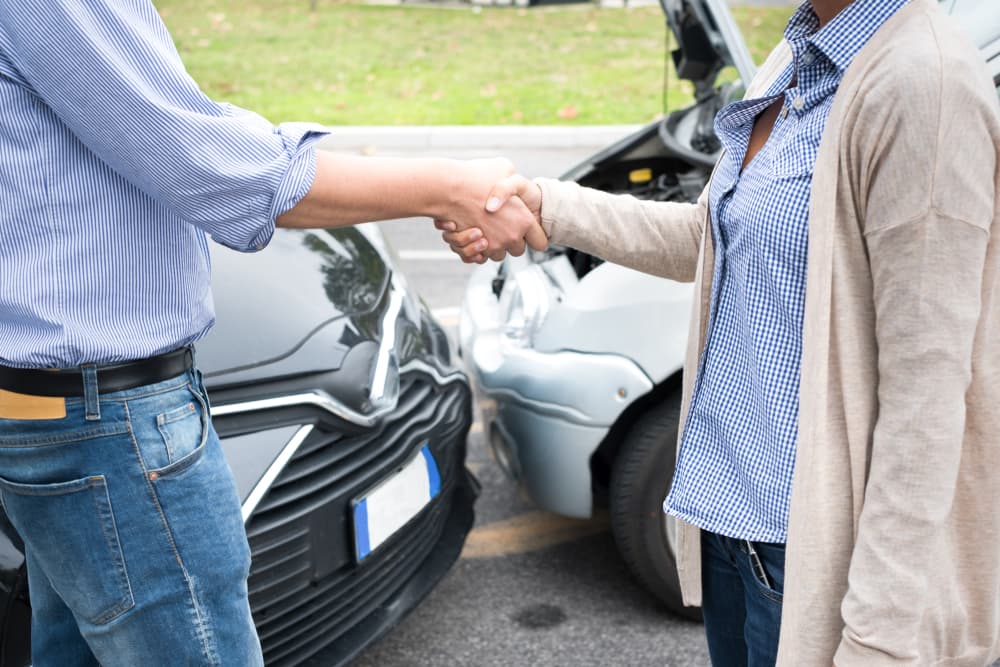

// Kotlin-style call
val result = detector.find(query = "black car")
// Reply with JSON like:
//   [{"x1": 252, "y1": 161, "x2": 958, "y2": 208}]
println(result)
[{"x1": 0, "y1": 223, "x2": 478, "y2": 666}]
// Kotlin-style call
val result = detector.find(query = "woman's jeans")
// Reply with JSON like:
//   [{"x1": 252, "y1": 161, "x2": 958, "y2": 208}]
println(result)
[
  {"x1": 701, "y1": 530, "x2": 786, "y2": 667},
  {"x1": 0, "y1": 370, "x2": 263, "y2": 666}
]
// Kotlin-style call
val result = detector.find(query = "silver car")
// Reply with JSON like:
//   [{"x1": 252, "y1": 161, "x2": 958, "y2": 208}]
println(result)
[{"x1": 459, "y1": 0, "x2": 1000, "y2": 619}]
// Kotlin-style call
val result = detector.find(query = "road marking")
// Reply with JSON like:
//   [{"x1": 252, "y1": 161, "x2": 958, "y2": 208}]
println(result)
[
  {"x1": 398, "y1": 249, "x2": 462, "y2": 261},
  {"x1": 431, "y1": 306, "x2": 461, "y2": 328},
  {"x1": 461, "y1": 510, "x2": 609, "y2": 560}
]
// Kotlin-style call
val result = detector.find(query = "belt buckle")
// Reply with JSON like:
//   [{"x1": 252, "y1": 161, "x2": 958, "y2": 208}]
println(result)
[{"x1": 0, "y1": 389, "x2": 67, "y2": 420}]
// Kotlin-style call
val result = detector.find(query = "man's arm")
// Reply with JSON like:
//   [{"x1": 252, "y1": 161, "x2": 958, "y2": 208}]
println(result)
[
  {"x1": 279, "y1": 153, "x2": 543, "y2": 253},
  {"x1": 0, "y1": 1, "x2": 541, "y2": 250}
]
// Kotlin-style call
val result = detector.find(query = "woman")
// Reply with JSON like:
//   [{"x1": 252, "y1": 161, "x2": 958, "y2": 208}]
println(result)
[{"x1": 442, "y1": 0, "x2": 1000, "y2": 664}]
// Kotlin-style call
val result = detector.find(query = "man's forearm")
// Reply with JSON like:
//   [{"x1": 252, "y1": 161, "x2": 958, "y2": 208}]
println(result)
[{"x1": 277, "y1": 151, "x2": 465, "y2": 229}]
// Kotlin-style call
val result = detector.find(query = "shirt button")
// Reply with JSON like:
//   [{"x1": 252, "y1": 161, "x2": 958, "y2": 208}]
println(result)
[
  {"x1": 792, "y1": 96, "x2": 805, "y2": 111},
  {"x1": 780, "y1": 107, "x2": 789, "y2": 119},
  {"x1": 801, "y1": 52, "x2": 814, "y2": 66},
  {"x1": 255, "y1": 242, "x2": 265, "y2": 251}
]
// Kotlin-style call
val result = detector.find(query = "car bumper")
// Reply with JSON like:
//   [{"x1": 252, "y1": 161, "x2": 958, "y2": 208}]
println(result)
[
  {"x1": 459, "y1": 264, "x2": 653, "y2": 519},
  {"x1": 302, "y1": 465, "x2": 479, "y2": 667},
  {"x1": 212, "y1": 367, "x2": 477, "y2": 666}
]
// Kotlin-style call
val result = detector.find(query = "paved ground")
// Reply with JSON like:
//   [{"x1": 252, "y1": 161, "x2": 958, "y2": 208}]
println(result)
[{"x1": 345, "y1": 142, "x2": 711, "y2": 666}]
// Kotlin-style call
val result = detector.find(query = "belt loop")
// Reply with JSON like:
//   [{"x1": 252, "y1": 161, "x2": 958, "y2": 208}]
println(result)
[
  {"x1": 82, "y1": 365, "x2": 100, "y2": 421},
  {"x1": 189, "y1": 346, "x2": 202, "y2": 389}
]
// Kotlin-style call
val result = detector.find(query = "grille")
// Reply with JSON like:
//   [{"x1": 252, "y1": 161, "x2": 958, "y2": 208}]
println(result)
[{"x1": 243, "y1": 372, "x2": 471, "y2": 666}]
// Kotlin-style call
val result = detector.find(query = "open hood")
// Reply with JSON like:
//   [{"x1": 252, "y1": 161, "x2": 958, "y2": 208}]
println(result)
[{"x1": 661, "y1": 0, "x2": 757, "y2": 94}]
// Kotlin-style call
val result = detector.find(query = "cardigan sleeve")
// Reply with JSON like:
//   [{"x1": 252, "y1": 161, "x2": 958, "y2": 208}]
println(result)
[
  {"x1": 834, "y1": 40, "x2": 999, "y2": 667},
  {"x1": 535, "y1": 178, "x2": 708, "y2": 282}
]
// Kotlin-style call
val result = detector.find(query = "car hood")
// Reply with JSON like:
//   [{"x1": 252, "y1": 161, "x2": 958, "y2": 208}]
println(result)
[
  {"x1": 661, "y1": 0, "x2": 757, "y2": 93},
  {"x1": 198, "y1": 227, "x2": 390, "y2": 381}
]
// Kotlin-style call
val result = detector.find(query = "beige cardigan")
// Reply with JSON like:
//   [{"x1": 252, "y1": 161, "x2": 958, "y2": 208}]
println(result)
[{"x1": 535, "y1": 1, "x2": 1000, "y2": 664}]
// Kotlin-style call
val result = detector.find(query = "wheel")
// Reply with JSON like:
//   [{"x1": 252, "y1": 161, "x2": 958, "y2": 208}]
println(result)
[{"x1": 609, "y1": 390, "x2": 700, "y2": 621}]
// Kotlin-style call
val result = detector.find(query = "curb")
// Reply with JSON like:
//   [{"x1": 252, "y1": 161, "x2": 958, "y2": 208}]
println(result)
[{"x1": 317, "y1": 125, "x2": 644, "y2": 151}]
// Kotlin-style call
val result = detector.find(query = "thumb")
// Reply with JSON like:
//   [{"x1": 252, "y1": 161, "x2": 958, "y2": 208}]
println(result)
[{"x1": 485, "y1": 174, "x2": 525, "y2": 213}]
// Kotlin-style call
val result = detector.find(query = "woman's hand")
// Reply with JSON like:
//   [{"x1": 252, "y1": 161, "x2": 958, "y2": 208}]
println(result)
[{"x1": 434, "y1": 174, "x2": 545, "y2": 264}]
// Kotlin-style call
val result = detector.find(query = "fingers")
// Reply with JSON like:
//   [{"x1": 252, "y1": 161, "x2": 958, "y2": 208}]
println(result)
[
  {"x1": 506, "y1": 237, "x2": 526, "y2": 258},
  {"x1": 449, "y1": 244, "x2": 485, "y2": 264},
  {"x1": 442, "y1": 227, "x2": 483, "y2": 248},
  {"x1": 433, "y1": 219, "x2": 457, "y2": 232},
  {"x1": 485, "y1": 174, "x2": 525, "y2": 213},
  {"x1": 524, "y1": 221, "x2": 549, "y2": 251},
  {"x1": 447, "y1": 234, "x2": 489, "y2": 261}
]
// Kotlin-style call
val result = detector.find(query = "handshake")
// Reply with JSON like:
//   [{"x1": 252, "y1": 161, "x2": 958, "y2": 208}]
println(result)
[{"x1": 432, "y1": 158, "x2": 548, "y2": 265}]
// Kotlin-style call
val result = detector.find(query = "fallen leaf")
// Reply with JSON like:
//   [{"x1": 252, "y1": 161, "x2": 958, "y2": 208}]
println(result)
[
  {"x1": 557, "y1": 105, "x2": 578, "y2": 120},
  {"x1": 512, "y1": 110, "x2": 524, "y2": 121},
  {"x1": 480, "y1": 83, "x2": 497, "y2": 97}
]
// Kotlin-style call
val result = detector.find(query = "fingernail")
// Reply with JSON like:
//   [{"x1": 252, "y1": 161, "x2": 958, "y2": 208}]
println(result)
[
  {"x1": 445, "y1": 222, "x2": 456, "y2": 232},
  {"x1": 470, "y1": 229, "x2": 482, "y2": 240},
  {"x1": 486, "y1": 197, "x2": 501, "y2": 212},
  {"x1": 477, "y1": 240, "x2": 488, "y2": 250}
]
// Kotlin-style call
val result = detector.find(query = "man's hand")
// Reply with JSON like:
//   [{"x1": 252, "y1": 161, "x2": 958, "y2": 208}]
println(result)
[
  {"x1": 273, "y1": 152, "x2": 544, "y2": 262},
  {"x1": 434, "y1": 173, "x2": 545, "y2": 264}
]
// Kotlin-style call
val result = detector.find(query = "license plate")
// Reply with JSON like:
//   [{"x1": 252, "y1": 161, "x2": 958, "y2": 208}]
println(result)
[{"x1": 352, "y1": 444, "x2": 441, "y2": 562}]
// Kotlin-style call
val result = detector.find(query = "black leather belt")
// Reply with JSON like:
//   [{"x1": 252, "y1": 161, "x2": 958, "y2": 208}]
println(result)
[{"x1": 0, "y1": 347, "x2": 195, "y2": 398}]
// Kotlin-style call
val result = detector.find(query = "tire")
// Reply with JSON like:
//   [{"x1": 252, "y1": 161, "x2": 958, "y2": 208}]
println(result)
[{"x1": 609, "y1": 390, "x2": 701, "y2": 621}]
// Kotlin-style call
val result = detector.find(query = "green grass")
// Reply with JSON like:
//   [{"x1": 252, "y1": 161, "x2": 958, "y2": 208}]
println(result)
[{"x1": 156, "y1": 0, "x2": 792, "y2": 125}]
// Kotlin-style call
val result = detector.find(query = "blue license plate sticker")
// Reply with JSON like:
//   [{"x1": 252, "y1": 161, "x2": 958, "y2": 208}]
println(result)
[{"x1": 353, "y1": 444, "x2": 441, "y2": 561}]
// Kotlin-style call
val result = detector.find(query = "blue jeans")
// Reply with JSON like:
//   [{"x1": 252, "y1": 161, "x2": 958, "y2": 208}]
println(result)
[
  {"x1": 701, "y1": 530, "x2": 785, "y2": 667},
  {"x1": 0, "y1": 370, "x2": 263, "y2": 667}
]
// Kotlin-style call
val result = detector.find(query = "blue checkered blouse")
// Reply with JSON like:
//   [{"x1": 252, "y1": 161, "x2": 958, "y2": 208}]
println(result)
[{"x1": 664, "y1": 0, "x2": 911, "y2": 542}]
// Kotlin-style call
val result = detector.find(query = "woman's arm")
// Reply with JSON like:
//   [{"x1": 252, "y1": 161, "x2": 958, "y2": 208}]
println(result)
[
  {"x1": 834, "y1": 47, "x2": 999, "y2": 667},
  {"x1": 440, "y1": 174, "x2": 708, "y2": 283}
]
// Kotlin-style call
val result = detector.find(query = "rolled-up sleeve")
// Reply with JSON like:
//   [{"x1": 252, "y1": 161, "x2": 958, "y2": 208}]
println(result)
[{"x1": 0, "y1": 0, "x2": 327, "y2": 252}]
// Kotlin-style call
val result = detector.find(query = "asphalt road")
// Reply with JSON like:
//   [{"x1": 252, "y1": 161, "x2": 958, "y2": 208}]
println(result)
[{"x1": 350, "y1": 144, "x2": 711, "y2": 666}]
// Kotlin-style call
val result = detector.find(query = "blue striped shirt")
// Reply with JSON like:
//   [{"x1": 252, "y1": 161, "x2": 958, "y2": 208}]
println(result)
[
  {"x1": 664, "y1": 0, "x2": 910, "y2": 542},
  {"x1": 0, "y1": 0, "x2": 327, "y2": 369}
]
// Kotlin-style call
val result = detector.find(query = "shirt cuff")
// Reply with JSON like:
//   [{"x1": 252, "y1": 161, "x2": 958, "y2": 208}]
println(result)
[{"x1": 253, "y1": 122, "x2": 330, "y2": 252}]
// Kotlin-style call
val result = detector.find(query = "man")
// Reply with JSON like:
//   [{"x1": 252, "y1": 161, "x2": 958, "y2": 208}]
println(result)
[
  {"x1": 443, "y1": 0, "x2": 1000, "y2": 664},
  {"x1": 0, "y1": 1, "x2": 540, "y2": 664}
]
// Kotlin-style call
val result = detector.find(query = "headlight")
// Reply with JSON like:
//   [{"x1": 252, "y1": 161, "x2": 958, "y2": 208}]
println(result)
[{"x1": 498, "y1": 266, "x2": 550, "y2": 349}]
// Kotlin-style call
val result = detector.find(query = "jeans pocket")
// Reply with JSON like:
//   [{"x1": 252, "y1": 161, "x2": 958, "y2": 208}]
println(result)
[
  {"x1": 745, "y1": 541, "x2": 785, "y2": 603},
  {"x1": 0, "y1": 474, "x2": 134, "y2": 625},
  {"x1": 146, "y1": 383, "x2": 210, "y2": 478},
  {"x1": 157, "y1": 401, "x2": 200, "y2": 461}
]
